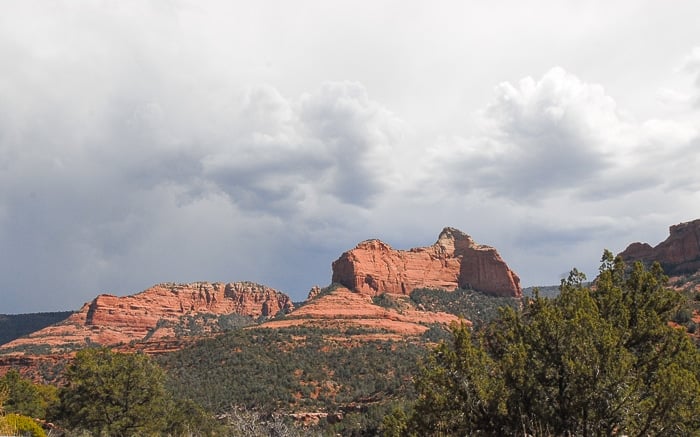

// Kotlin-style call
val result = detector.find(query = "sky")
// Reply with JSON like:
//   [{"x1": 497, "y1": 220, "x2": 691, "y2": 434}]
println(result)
[{"x1": 2, "y1": 1, "x2": 700, "y2": 314}]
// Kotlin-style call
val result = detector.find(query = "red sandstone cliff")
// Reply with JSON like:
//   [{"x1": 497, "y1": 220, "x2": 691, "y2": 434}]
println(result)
[
  {"x1": 0, "y1": 281, "x2": 293, "y2": 352},
  {"x1": 332, "y1": 227, "x2": 522, "y2": 297},
  {"x1": 619, "y1": 219, "x2": 700, "y2": 275}
]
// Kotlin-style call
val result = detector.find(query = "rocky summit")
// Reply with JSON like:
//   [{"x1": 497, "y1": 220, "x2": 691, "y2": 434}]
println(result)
[
  {"x1": 332, "y1": 227, "x2": 522, "y2": 297},
  {"x1": 619, "y1": 219, "x2": 700, "y2": 276}
]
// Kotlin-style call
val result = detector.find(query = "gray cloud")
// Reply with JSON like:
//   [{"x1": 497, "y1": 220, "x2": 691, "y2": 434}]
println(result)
[
  {"x1": 0, "y1": 32, "x2": 406, "y2": 311},
  {"x1": 200, "y1": 82, "x2": 405, "y2": 212},
  {"x1": 2, "y1": 3, "x2": 700, "y2": 314}
]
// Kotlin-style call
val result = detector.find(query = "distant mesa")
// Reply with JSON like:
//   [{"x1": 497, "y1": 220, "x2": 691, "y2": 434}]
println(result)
[
  {"x1": 332, "y1": 227, "x2": 522, "y2": 298},
  {"x1": 619, "y1": 218, "x2": 700, "y2": 276},
  {"x1": 0, "y1": 282, "x2": 293, "y2": 352}
]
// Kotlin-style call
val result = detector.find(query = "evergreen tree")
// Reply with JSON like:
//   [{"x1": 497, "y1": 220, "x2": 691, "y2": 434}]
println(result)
[
  {"x1": 57, "y1": 348, "x2": 171, "y2": 436},
  {"x1": 400, "y1": 253, "x2": 700, "y2": 436},
  {"x1": 0, "y1": 369, "x2": 57, "y2": 419}
]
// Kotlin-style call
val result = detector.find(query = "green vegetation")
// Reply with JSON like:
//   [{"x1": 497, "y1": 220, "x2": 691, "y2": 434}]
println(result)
[
  {"x1": 159, "y1": 326, "x2": 423, "y2": 418},
  {"x1": 0, "y1": 380, "x2": 47, "y2": 437},
  {"x1": 389, "y1": 252, "x2": 700, "y2": 436},
  {"x1": 410, "y1": 287, "x2": 521, "y2": 327},
  {"x1": 522, "y1": 284, "x2": 561, "y2": 298},
  {"x1": 143, "y1": 312, "x2": 255, "y2": 341},
  {"x1": 0, "y1": 370, "x2": 57, "y2": 419},
  {"x1": 670, "y1": 271, "x2": 700, "y2": 337},
  {"x1": 55, "y1": 347, "x2": 217, "y2": 436},
  {"x1": 0, "y1": 413, "x2": 46, "y2": 437}
]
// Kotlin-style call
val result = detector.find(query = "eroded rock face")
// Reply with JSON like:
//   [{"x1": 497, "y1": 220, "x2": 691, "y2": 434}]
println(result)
[
  {"x1": 619, "y1": 219, "x2": 700, "y2": 275},
  {"x1": 0, "y1": 282, "x2": 293, "y2": 351},
  {"x1": 331, "y1": 227, "x2": 522, "y2": 297}
]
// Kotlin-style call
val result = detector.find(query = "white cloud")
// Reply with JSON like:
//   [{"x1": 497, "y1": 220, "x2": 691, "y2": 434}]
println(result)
[
  {"x1": 424, "y1": 67, "x2": 699, "y2": 204},
  {"x1": 683, "y1": 47, "x2": 700, "y2": 82}
]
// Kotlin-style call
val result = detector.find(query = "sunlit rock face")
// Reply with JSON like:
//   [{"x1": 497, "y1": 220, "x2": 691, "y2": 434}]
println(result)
[
  {"x1": 332, "y1": 227, "x2": 522, "y2": 298},
  {"x1": 0, "y1": 282, "x2": 293, "y2": 351}
]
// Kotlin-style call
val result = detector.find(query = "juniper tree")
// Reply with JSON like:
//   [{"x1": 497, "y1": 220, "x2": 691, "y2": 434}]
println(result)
[{"x1": 395, "y1": 252, "x2": 700, "y2": 436}]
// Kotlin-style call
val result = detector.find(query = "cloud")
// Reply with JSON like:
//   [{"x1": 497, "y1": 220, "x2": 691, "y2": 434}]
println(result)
[
  {"x1": 0, "y1": 25, "x2": 407, "y2": 311},
  {"x1": 681, "y1": 46, "x2": 700, "y2": 107},
  {"x1": 683, "y1": 47, "x2": 700, "y2": 85},
  {"x1": 424, "y1": 67, "x2": 699, "y2": 204},
  {"x1": 427, "y1": 67, "x2": 626, "y2": 200},
  {"x1": 201, "y1": 82, "x2": 406, "y2": 212}
]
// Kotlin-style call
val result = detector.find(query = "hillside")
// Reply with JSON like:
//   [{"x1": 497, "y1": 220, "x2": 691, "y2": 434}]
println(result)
[{"x1": 159, "y1": 285, "x2": 523, "y2": 434}]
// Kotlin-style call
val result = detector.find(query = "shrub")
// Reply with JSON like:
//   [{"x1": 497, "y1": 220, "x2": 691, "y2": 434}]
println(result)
[{"x1": 0, "y1": 413, "x2": 46, "y2": 437}]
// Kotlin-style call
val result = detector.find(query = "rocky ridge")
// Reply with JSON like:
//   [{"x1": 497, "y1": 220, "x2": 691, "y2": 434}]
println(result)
[
  {"x1": 0, "y1": 281, "x2": 293, "y2": 353},
  {"x1": 619, "y1": 219, "x2": 700, "y2": 275},
  {"x1": 332, "y1": 227, "x2": 522, "y2": 297},
  {"x1": 261, "y1": 285, "x2": 461, "y2": 339}
]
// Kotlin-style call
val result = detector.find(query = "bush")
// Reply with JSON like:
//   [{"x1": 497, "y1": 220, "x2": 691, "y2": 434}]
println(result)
[
  {"x1": 0, "y1": 370, "x2": 58, "y2": 419},
  {"x1": 0, "y1": 413, "x2": 46, "y2": 437},
  {"x1": 675, "y1": 308, "x2": 693, "y2": 324}
]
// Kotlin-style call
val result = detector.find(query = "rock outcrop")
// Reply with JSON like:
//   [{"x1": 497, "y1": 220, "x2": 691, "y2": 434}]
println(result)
[
  {"x1": 619, "y1": 219, "x2": 700, "y2": 275},
  {"x1": 0, "y1": 282, "x2": 293, "y2": 352},
  {"x1": 261, "y1": 285, "x2": 460, "y2": 338},
  {"x1": 332, "y1": 227, "x2": 522, "y2": 297}
]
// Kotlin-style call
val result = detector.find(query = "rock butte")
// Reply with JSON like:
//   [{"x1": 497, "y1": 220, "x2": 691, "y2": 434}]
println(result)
[
  {"x1": 332, "y1": 227, "x2": 522, "y2": 298},
  {"x1": 619, "y1": 219, "x2": 700, "y2": 276},
  {"x1": 0, "y1": 282, "x2": 293, "y2": 352}
]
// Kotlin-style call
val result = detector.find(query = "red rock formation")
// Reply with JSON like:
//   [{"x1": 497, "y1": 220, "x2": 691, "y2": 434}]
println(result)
[
  {"x1": 619, "y1": 219, "x2": 700, "y2": 275},
  {"x1": 332, "y1": 227, "x2": 521, "y2": 297},
  {"x1": 0, "y1": 282, "x2": 293, "y2": 352},
  {"x1": 307, "y1": 286, "x2": 322, "y2": 301},
  {"x1": 261, "y1": 285, "x2": 460, "y2": 338}
]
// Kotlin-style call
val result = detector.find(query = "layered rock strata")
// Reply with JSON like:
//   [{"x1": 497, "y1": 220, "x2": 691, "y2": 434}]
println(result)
[
  {"x1": 332, "y1": 227, "x2": 522, "y2": 297},
  {"x1": 0, "y1": 282, "x2": 293, "y2": 352}
]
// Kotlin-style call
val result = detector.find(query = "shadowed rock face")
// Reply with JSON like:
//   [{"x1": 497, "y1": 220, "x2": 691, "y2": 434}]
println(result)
[
  {"x1": 331, "y1": 227, "x2": 522, "y2": 297},
  {"x1": 0, "y1": 282, "x2": 293, "y2": 351},
  {"x1": 619, "y1": 219, "x2": 700, "y2": 275}
]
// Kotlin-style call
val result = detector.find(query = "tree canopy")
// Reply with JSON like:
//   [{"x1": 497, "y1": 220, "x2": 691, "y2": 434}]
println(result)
[
  {"x1": 0, "y1": 369, "x2": 57, "y2": 419},
  {"x1": 389, "y1": 252, "x2": 700, "y2": 436},
  {"x1": 57, "y1": 347, "x2": 171, "y2": 436}
]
